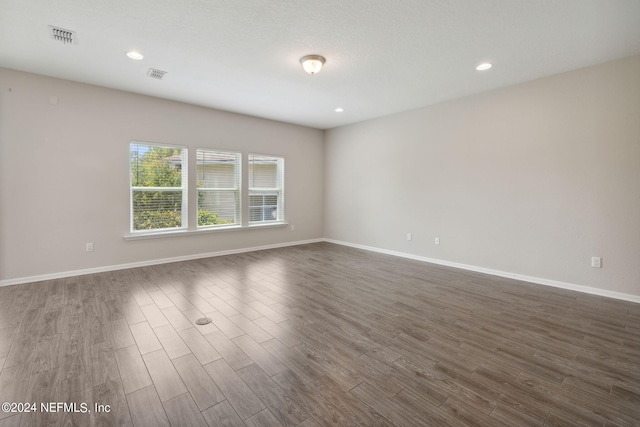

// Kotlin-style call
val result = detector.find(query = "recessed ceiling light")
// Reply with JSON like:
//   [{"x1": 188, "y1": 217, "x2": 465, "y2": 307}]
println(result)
[
  {"x1": 126, "y1": 51, "x2": 144, "y2": 60},
  {"x1": 476, "y1": 62, "x2": 492, "y2": 71},
  {"x1": 335, "y1": 107, "x2": 344, "y2": 113}
]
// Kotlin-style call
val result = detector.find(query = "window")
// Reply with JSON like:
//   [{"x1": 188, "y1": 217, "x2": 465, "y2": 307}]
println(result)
[
  {"x1": 128, "y1": 146, "x2": 286, "y2": 236},
  {"x1": 248, "y1": 154, "x2": 284, "y2": 224},
  {"x1": 197, "y1": 149, "x2": 241, "y2": 227},
  {"x1": 130, "y1": 142, "x2": 187, "y2": 232}
]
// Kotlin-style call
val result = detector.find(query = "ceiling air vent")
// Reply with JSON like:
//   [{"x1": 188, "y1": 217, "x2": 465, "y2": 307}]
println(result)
[
  {"x1": 147, "y1": 68, "x2": 167, "y2": 80},
  {"x1": 49, "y1": 26, "x2": 77, "y2": 44}
]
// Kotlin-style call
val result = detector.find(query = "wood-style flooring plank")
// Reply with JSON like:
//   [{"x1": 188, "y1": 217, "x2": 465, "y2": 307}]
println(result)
[
  {"x1": 0, "y1": 327, "x2": 16, "y2": 358},
  {"x1": 205, "y1": 296, "x2": 239, "y2": 317},
  {"x1": 148, "y1": 291, "x2": 175, "y2": 309},
  {"x1": 163, "y1": 393, "x2": 208, "y2": 427},
  {"x1": 182, "y1": 309, "x2": 220, "y2": 335},
  {"x1": 225, "y1": 299, "x2": 262, "y2": 320},
  {"x1": 296, "y1": 416, "x2": 322, "y2": 427},
  {"x1": 172, "y1": 353, "x2": 225, "y2": 411},
  {"x1": 31, "y1": 334, "x2": 62, "y2": 376},
  {"x1": 178, "y1": 327, "x2": 221, "y2": 365},
  {"x1": 0, "y1": 415, "x2": 21, "y2": 427},
  {"x1": 44, "y1": 278, "x2": 66, "y2": 313},
  {"x1": 253, "y1": 316, "x2": 301, "y2": 348},
  {"x1": 243, "y1": 408, "x2": 283, "y2": 427},
  {"x1": 350, "y1": 380, "x2": 441, "y2": 426},
  {"x1": 110, "y1": 318, "x2": 136, "y2": 350},
  {"x1": 204, "y1": 330, "x2": 254, "y2": 372},
  {"x1": 247, "y1": 300, "x2": 287, "y2": 323},
  {"x1": 142, "y1": 349, "x2": 188, "y2": 402},
  {"x1": 20, "y1": 367, "x2": 61, "y2": 426},
  {"x1": 140, "y1": 304, "x2": 169, "y2": 328},
  {"x1": 3, "y1": 332, "x2": 37, "y2": 369},
  {"x1": 131, "y1": 287, "x2": 154, "y2": 308},
  {"x1": 203, "y1": 358, "x2": 265, "y2": 420},
  {"x1": 489, "y1": 402, "x2": 546, "y2": 426},
  {"x1": 182, "y1": 294, "x2": 216, "y2": 314},
  {"x1": 201, "y1": 400, "x2": 245, "y2": 427},
  {"x1": 57, "y1": 372, "x2": 95, "y2": 427},
  {"x1": 262, "y1": 339, "x2": 323, "y2": 384},
  {"x1": 92, "y1": 378, "x2": 133, "y2": 427},
  {"x1": 236, "y1": 363, "x2": 309, "y2": 426},
  {"x1": 89, "y1": 341, "x2": 120, "y2": 387},
  {"x1": 206, "y1": 285, "x2": 235, "y2": 302},
  {"x1": 207, "y1": 311, "x2": 245, "y2": 339},
  {"x1": 166, "y1": 292, "x2": 198, "y2": 312},
  {"x1": 231, "y1": 335, "x2": 285, "y2": 376},
  {"x1": 123, "y1": 302, "x2": 147, "y2": 326},
  {"x1": 126, "y1": 385, "x2": 170, "y2": 427},
  {"x1": 129, "y1": 321, "x2": 163, "y2": 355},
  {"x1": 227, "y1": 314, "x2": 273, "y2": 343},
  {"x1": 153, "y1": 324, "x2": 191, "y2": 360},
  {"x1": 1, "y1": 243, "x2": 639, "y2": 426},
  {"x1": 161, "y1": 306, "x2": 194, "y2": 331},
  {"x1": 114, "y1": 345, "x2": 152, "y2": 394}
]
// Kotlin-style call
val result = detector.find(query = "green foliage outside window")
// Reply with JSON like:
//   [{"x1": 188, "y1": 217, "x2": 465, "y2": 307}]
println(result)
[
  {"x1": 132, "y1": 208, "x2": 229, "y2": 230},
  {"x1": 198, "y1": 209, "x2": 230, "y2": 227},
  {"x1": 131, "y1": 145, "x2": 231, "y2": 230},
  {"x1": 131, "y1": 145, "x2": 183, "y2": 230}
]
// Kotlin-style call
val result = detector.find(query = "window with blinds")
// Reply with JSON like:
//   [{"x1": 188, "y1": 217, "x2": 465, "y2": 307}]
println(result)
[
  {"x1": 130, "y1": 142, "x2": 187, "y2": 232},
  {"x1": 197, "y1": 149, "x2": 241, "y2": 227},
  {"x1": 248, "y1": 154, "x2": 284, "y2": 224}
]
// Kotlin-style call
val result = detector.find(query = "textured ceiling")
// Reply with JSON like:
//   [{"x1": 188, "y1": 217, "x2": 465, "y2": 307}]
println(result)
[{"x1": 1, "y1": 0, "x2": 639, "y2": 129}]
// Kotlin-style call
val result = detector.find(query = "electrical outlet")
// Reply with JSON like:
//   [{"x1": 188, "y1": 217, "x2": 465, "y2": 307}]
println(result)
[
  {"x1": 591, "y1": 256, "x2": 601, "y2": 268},
  {"x1": 406, "y1": 233, "x2": 412, "y2": 241},
  {"x1": 290, "y1": 225, "x2": 295, "y2": 231},
  {"x1": 86, "y1": 242, "x2": 93, "y2": 252},
  {"x1": 435, "y1": 237, "x2": 440, "y2": 245}
]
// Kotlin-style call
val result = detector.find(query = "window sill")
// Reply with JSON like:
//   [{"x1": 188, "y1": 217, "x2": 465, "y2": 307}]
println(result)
[{"x1": 124, "y1": 222, "x2": 288, "y2": 241}]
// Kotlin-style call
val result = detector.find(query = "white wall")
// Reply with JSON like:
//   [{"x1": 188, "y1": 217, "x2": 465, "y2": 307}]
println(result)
[
  {"x1": 325, "y1": 55, "x2": 640, "y2": 297},
  {"x1": 3, "y1": 56, "x2": 639, "y2": 298},
  {"x1": 0, "y1": 68, "x2": 324, "y2": 282}
]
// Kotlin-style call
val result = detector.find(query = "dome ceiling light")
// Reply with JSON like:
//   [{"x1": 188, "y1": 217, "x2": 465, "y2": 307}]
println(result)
[{"x1": 300, "y1": 55, "x2": 325, "y2": 75}]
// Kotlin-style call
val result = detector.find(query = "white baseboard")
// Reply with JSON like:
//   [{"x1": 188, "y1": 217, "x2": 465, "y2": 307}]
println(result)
[
  {"x1": 0, "y1": 238, "x2": 324, "y2": 287},
  {"x1": 324, "y1": 238, "x2": 640, "y2": 304},
  {"x1": 4, "y1": 237, "x2": 639, "y2": 304}
]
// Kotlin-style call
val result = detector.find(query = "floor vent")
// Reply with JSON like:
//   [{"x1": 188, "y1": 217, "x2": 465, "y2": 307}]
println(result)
[
  {"x1": 195, "y1": 317, "x2": 212, "y2": 325},
  {"x1": 49, "y1": 26, "x2": 77, "y2": 44},
  {"x1": 147, "y1": 68, "x2": 167, "y2": 80}
]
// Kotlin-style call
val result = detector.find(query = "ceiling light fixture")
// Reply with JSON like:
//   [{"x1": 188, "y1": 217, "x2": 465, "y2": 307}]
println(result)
[
  {"x1": 300, "y1": 55, "x2": 325, "y2": 75},
  {"x1": 335, "y1": 107, "x2": 344, "y2": 113},
  {"x1": 126, "y1": 51, "x2": 144, "y2": 60},
  {"x1": 476, "y1": 62, "x2": 492, "y2": 71}
]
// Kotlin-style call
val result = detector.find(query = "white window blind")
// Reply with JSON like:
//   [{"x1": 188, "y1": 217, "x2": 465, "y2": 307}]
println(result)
[
  {"x1": 248, "y1": 154, "x2": 284, "y2": 224},
  {"x1": 130, "y1": 142, "x2": 188, "y2": 232},
  {"x1": 197, "y1": 149, "x2": 241, "y2": 227}
]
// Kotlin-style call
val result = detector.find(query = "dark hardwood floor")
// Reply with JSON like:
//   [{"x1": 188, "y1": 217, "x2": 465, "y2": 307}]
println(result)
[{"x1": 0, "y1": 242, "x2": 638, "y2": 426}]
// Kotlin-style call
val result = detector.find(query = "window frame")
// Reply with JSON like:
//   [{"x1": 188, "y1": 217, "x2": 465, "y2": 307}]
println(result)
[
  {"x1": 129, "y1": 141, "x2": 188, "y2": 234},
  {"x1": 126, "y1": 145, "x2": 289, "y2": 239},
  {"x1": 248, "y1": 153, "x2": 285, "y2": 225},
  {"x1": 196, "y1": 148, "x2": 242, "y2": 229}
]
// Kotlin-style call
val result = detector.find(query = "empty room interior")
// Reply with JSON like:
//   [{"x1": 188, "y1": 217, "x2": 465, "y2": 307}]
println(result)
[{"x1": 1, "y1": 1, "x2": 639, "y2": 426}]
